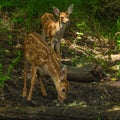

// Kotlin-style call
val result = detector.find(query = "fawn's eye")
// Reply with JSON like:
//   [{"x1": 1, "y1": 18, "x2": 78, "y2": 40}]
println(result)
[
  {"x1": 61, "y1": 88, "x2": 66, "y2": 93},
  {"x1": 61, "y1": 17, "x2": 64, "y2": 19}
]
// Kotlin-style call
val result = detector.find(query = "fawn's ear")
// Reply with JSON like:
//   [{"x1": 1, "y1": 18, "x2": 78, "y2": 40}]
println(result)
[
  {"x1": 59, "y1": 65, "x2": 67, "y2": 82},
  {"x1": 53, "y1": 6, "x2": 60, "y2": 16},
  {"x1": 67, "y1": 4, "x2": 74, "y2": 14}
]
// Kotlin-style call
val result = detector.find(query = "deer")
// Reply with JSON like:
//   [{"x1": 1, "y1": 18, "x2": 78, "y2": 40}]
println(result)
[
  {"x1": 22, "y1": 32, "x2": 69, "y2": 103},
  {"x1": 41, "y1": 4, "x2": 74, "y2": 57}
]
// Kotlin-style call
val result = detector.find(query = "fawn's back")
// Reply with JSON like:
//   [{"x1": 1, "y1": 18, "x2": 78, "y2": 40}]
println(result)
[{"x1": 24, "y1": 32, "x2": 60, "y2": 70}]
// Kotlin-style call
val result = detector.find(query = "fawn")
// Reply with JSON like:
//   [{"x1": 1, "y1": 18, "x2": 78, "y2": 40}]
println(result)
[
  {"x1": 41, "y1": 4, "x2": 74, "y2": 57},
  {"x1": 22, "y1": 32, "x2": 69, "y2": 103}
]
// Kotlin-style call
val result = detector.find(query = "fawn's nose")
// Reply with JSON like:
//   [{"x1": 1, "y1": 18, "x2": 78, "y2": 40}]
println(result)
[
  {"x1": 63, "y1": 18, "x2": 70, "y2": 25},
  {"x1": 59, "y1": 98, "x2": 68, "y2": 106},
  {"x1": 63, "y1": 98, "x2": 68, "y2": 104},
  {"x1": 67, "y1": 20, "x2": 70, "y2": 25},
  {"x1": 58, "y1": 95, "x2": 67, "y2": 104}
]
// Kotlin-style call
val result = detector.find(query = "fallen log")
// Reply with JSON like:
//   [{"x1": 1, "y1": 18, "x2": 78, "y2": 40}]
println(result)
[
  {"x1": 64, "y1": 64, "x2": 102, "y2": 82},
  {"x1": 64, "y1": 54, "x2": 120, "y2": 82}
]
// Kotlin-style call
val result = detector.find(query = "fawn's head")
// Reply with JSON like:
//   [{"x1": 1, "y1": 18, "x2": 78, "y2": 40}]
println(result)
[
  {"x1": 53, "y1": 4, "x2": 74, "y2": 25},
  {"x1": 55, "y1": 65, "x2": 69, "y2": 103}
]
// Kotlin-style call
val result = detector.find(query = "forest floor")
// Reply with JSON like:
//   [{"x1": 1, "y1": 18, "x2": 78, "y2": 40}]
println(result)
[
  {"x1": 0, "y1": 29, "x2": 120, "y2": 120},
  {"x1": 0, "y1": 8, "x2": 120, "y2": 119}
]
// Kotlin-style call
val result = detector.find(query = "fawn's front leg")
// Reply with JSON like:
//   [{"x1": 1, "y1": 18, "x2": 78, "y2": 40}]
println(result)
[
  {"x1": 50, "y1": 38, "x2": 56, "y2": 50},
  {"x1": 22, "y1": 61, "x2": 28, "y2": 97},
  {"x1": 37, "y1": 70, "x2": 48, "y2": 96},
  {"x1": 56, "y1": 40, "x2": 61, "y2": 58},
  {"x1": 39, "y1": 78, "x2": 48, "y2": 96},
  {"x1": 51, "y1": 38, "x2": 61, "y2": 58},
  {"x1": 41, "y1": 30, "x2": 46, "y2": 41},
  {"x1": 27, "y1": 64, "x2": 37, "y2": 101}
]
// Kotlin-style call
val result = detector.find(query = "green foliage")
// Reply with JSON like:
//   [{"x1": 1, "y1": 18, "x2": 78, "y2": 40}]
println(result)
[
  {"x1": 115, "y1": 18, "x2": 120, "y2": 48},
  {"x1": 8, "y1": 34, "x2": 13, "y2": 45},
  {"x1": 71, "y1": 56, "x2": 81, "y2": 66},
  {"x1": 116, "y1": 35, "x2": 120, "y2": 48},
  {"x1": 76, "y1": 21, "x2": 90, "y2": 32},
  {"x1": 97, "y1": 117, "x2": 101, "y2": 120},
  {"x1": 0, "y1": 50, "x2": 22, "y2": 87},
  {"x1": 0, "y1": 64, "x2": 10, "y2": 87},
  {"x1": 115, "y1": 63, "x2": 120, "y2": 78}
]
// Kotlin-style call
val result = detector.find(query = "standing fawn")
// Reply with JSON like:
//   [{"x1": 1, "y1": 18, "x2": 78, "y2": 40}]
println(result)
[
  {"x1": 41, "y1": 4, "x2": 74, "y2": 57},
  {"x1": 22, "y1": 32, "x2": 69, "y2": 103}
]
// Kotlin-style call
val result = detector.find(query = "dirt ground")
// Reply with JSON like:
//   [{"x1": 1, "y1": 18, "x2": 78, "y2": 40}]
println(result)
[{"x1": 1, "y1": 31, "x2": 120, "y2": 120}]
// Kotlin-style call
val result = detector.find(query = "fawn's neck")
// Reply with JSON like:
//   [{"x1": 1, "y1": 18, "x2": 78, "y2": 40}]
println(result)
[{"x1": 55, "y1": 21, "x2": 67, "y2": 39}]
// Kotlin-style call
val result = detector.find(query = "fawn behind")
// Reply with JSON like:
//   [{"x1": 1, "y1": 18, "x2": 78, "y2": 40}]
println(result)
[{"x1": 41, "y1": 4, "x2": 74, "y2": 57}]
